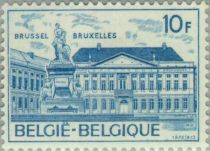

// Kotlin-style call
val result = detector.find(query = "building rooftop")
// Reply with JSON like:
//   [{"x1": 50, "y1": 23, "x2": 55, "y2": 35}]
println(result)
[
  {"x1": 73, "y1": 43, "x2": 183, "y2": 63},
  {"x1": 10, "y1": 48, "x2": 50, "y2": 70}
]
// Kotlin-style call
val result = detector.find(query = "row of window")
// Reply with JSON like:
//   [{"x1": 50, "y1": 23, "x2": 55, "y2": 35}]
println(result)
[
  {"x1": 84, "y1": 79, "x2": 189, "y2": 91},
  {"x1": 12, "y1": 69, "x2": 44, "y2": 78},
  {"x1": 77, "y1": 73, "x2": 189, "y2": 78},
  {"x1": 12, "y1": 96, "x2": 39, "y2": 111},
  {"x1": 84, "y1": 98, "x2": 189, "y2": 111},
  {"x1": 85, "y1": 99, "x2": 116, "y2": 110},
  {"x1": 12, "y1": 75, "x2": 44, "y2": 91},
  {"x1": 132, "y1": 98, "x2": 189, "y2": 110}
]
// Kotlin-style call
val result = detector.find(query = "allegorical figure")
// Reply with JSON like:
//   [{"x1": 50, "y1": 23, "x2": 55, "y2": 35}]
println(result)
[
  {"x1": 72, "y1": 79, "x2": 83, "y2": 97},
  {"x1": 39, "y1": 78, "x2": 53, "y2": 101},
  {"x1": 52, "y1": 23, "x2": 73, "y2": 63}
]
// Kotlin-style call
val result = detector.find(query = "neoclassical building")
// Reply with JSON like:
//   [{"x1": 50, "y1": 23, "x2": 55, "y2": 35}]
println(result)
[
  {"x1": 10, "y1": 48, "x2": 49, "y2": 114},
  {"x1": 72, "y1": 43, "x2": 197, "y2": 114},
  {"x1": 10, "y1": 43, "x2": 197, "y2": 115}
]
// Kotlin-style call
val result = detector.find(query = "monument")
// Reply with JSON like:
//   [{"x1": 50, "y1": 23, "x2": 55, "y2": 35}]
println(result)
[{"x1": 40, "y1": 23, "x2": 84, "y2": 114}]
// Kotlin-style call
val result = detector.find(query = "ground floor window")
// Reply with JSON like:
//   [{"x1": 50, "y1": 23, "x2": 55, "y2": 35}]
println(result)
[
  {"x1": 24, "y1": 98, "x2": 28, "y2": 109},
  {"x1": 102, "y1": 99, "x2": 106, "y2": 110},
  {"x1": 141, "y1": 99, "x2": 146, "y2": 110},
  {"x1": 158, "y1": 99, "x2": 163, "y2": 110},
  {"x1": 166, "y1": 99, "x2": 171, "y2": 110},
  {"x1": 85, "y1": 99, "x2": 90, "y2": 109},
  {"x1": 183, "y1": 98, "x2": 188, "y2": 109},
  {"x1": 149, "y1": 99, "x2": 154, "y2": 110},
  {"x1": 12, "y1": 96, "x2": 16, "y2": 111},
  {"x1": 174, "y1": 99, "x2": 179, "y2": 110},
  {"x1": 18, "y1": 97, "x2": 23, "y2": 109},
  {"x1": 133, "y1": 99, "x2": 138, "y2": 110},
  {"x1": 110, "y1": 99, "x2": 115, "y2": 110},
  {"x1": 92, "y1": 99, "x2": 97, "y2": 110}
]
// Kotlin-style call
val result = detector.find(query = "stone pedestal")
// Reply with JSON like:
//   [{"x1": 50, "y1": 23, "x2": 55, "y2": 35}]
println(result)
[{"x1": 40, "y1": 61, "x2": 84, "y2": 114}]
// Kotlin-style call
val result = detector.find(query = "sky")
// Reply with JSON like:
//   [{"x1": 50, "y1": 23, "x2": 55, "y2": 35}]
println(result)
[{"x1": 8, "y1": 10, "x2": 198, "y2": 64}]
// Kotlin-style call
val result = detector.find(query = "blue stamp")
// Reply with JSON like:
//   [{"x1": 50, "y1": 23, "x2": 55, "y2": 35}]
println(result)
[{"x1": 1, "y1": 3, "x2": 209, "y2": 150}]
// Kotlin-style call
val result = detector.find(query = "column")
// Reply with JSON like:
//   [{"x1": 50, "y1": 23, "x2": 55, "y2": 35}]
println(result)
[
  {"x1": 106, "y1": 74, "x2": 108, "y2": 91},
  {"x1": 127, "y1": 74, "x2": 131, "y2": 90},
  {"x1": 163, "y1": 98, "x2": 167, "y2": 113},
  {"x1": 179, "y1": 98, "x2": 183, "y2": 113},
  {"x1": 145, "y1": 74, "x2": 148, "y2": 91},
  {"x1": 189, "y1": 97, "x2": 194, "y2": 113},
  {"x1": 98, "y1": 99, "x2": 102, "y2": 114},
  {"x1": 146, "y1": 99, "x2": 150, "y2": 113},
  {"x1": 89, "y1": 73, "x2": 92, "y2": 90},
  {"x1": 21, "y1": 97, "x2": 24, "y2": 114},
  {"x1": 129, "y1": 98, "x2": 133, "y2": 114},
  {"x1": 115, "y1": 74, "x2": 118, "y2": 89},
  {"x1": 138, "y1": 99, "x2": 142, "y2": 113},
  {"x1": 28, "y1": 72, "x2": 31, "y2": 113},
  {"x1": 14, "y1": 97, "x2": 17, "y2": 113},
  {"x1": 154, "y1": 98, "x2": 158, "y2": 113},
  {"x1": 116, "y1": 98, "x2": 120, "y2": 114},
  {"x1": 171, "y1": 98, "x2": 175, "y2": 112},
  {"x1": 90, "y1": 99, "x2": 93, "y2": 114},
  {"x1": 107, "y1": 99, "x2": 110, "y2": 114},
  {"x1": 97, "y1": 72, "x2": 100, "y2": 91},
  {"x1": 137, "y1": 72, "x2": 140, "y2": 90}
]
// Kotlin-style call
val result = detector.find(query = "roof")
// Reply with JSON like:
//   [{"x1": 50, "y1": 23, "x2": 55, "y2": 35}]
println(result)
[
  {"x1": 73, "y1": 46, "x2": 183, "y2": 63},
  {"x1": 10, "y1": 48, "x2": 50, "y2": 70}
]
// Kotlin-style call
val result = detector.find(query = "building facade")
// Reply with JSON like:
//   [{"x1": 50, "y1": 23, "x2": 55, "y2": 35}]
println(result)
[
  {"x1": 10, "y1": 42, "x2": 197, "y2": 115},
  {"x1": 72, "y1": 43, "x2": 197, "y2": 115},
  {"x1": 10, "y1": 48, "x2": 49, "y2": 114}
]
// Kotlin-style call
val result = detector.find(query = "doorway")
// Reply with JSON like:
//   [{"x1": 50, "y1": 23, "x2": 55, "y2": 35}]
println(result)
[{"x1": 120, "y1": 100, "x2": 128, "y2": 114}]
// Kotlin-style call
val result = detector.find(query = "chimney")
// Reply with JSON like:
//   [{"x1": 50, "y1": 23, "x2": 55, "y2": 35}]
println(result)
[
  {"x1": 162, "y1": 42, "x2": 167, "y2": 50},
  {"x1": 27, "y1": 52, "x2": 34, "y2": 59},
  {"x1": 88, "y1": 53, "x2": 92, "y2": 62},
  {"x1": 152, "y1": 53, "x2": 156, "y2": 62},
  {"x1": 97, "y1": 43, "x2": 101, "y2": 50}
]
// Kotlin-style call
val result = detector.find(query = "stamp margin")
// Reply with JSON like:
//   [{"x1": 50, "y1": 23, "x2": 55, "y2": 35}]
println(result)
[{"x1": 0, "y1": 1, "x2": 209, "y2": 150}]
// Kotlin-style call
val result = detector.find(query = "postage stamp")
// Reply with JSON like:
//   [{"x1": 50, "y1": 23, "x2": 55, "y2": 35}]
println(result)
[{"x1": 0, "y1": 2, "x2": 209, "y2": 150}]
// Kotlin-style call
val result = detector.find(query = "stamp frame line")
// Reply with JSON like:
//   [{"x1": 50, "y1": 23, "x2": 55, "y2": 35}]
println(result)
[{"x1": 7, "y1": 8, "x2": 200, "y2": 143}]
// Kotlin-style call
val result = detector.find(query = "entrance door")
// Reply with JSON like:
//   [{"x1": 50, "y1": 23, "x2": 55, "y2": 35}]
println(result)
[{"x1": 120, "y1": 100, "x2": 128, "y2": 114}]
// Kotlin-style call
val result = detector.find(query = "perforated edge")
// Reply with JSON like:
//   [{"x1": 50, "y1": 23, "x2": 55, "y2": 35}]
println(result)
[{"x1": 0, "y1": 1, "x2": 209, "y2": 151}]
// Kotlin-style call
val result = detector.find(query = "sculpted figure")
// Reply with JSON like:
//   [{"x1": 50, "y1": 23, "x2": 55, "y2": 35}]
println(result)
[
  {"x1": 52, "y1": 23, "x2": 73, "y2": 63},
  {"x1": 40, "y1": 78, "x2": 53, "y2": 101},
  {"x1": 72, "y1": 79, "x2": 83, "y2": 98}
]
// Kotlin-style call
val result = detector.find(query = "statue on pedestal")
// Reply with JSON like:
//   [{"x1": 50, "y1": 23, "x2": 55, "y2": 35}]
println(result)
[
  {"x1": 40, "y1": 23, "x2": 84, "y2": 114},
  {"x1": 52, "y1": 23, "x2": 74, "y2": 64}
]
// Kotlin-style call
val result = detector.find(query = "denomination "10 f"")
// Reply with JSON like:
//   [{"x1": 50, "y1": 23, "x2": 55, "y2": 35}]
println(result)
[{"x1": 163, "y1": 15, "x2": 191, "y2": 33}]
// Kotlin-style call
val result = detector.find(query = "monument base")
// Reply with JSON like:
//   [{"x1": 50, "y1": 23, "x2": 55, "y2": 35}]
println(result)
[
  {"x1": 40, "y1": 61, "x2": 84, "y2": 114},
  {"x1": 41, "y1": 98, "x2": 85, "y2": 114}
]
